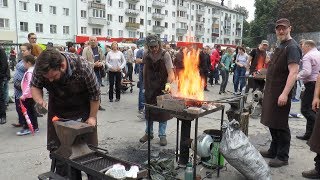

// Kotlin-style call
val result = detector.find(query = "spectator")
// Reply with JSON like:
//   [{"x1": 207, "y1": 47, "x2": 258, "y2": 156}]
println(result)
[{"x1": 0, "y1": 46, "x2": 8, "y2": 124}]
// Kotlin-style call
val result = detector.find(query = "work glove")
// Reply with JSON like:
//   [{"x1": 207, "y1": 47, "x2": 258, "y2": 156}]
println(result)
[{"x1": 164, "y1": 83, "x2": 171, "y2": 93}]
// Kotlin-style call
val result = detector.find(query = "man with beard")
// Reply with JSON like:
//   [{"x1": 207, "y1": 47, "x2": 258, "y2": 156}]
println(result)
[
  {"x1": 30, "y1": 48, "x2": 100, "y2": 179},
  {"x1": 260, "y1": 18, "x2": 301, "y2": 167}
]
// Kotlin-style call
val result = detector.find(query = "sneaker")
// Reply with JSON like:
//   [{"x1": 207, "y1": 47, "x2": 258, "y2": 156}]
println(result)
[
  {"x1": 138, "y1": 109, "x2": 144, "y2": 114},
  {"x1": 139, "y1": 134, "x2": 154, "y2": 143},
  {"x1": 115, "y1": 99, "x2": 120, "y2": 102},
  {"x1": 159, "y1": 137, "x2": 167, "y2": 146},
  {"x1": 35, "y1": 128, "x2": 40, "y2": 133},
  {"x1": 16, "y1": 129, "x2": 31, "y2": 136}
]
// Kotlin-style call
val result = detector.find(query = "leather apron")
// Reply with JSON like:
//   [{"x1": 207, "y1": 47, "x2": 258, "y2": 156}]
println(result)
[
  {"x1": 144, "y1": 50, "x2": 172, "y2": 122},
  {"x1": 308, "y1": 111, "x2": 320, "y2": 154},
  {"x1": 46, "y1": 60, "x2": 98, "y2": 151},
  {"x1": 260, "y1": 44, "x2": 292, "y2": 129}
]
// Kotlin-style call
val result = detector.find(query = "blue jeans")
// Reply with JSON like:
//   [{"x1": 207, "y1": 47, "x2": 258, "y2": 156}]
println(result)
[
  {"x1": 138, "y1": 83, "x2": 145, "y2": 111},
  {"x1": 94, "y1": 70, "x2": 102, "y2": 86},
  {"x1": 233, "y1": 66, "x2": 246, "y2": 93},
  {"x1": 145, "y1": 120, "x2": 167, "y2": 137}
]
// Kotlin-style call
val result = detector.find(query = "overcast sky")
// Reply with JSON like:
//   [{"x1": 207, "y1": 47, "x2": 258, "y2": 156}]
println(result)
[{"x1": 213, "y1": 0, "x2": 256, "y2": 22}]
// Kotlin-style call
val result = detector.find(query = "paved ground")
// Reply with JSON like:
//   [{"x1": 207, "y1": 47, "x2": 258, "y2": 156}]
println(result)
[{"x1": 0, "y1": 74, "x2": 316, "y2": 180}]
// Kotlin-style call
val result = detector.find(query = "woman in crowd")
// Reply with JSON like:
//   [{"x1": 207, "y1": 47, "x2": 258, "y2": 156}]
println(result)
[
  {"x1": 106, "y1": 42, "x2": 126, "y2": 102},
  {"x1": 233, "y1": 46, "x2": 248, "y2": 95},
  {"x1": 219, "y1": 47, "x2": 233, "y2": 94}
]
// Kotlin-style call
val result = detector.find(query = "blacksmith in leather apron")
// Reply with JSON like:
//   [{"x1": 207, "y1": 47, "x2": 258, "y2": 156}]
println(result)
[
  {"x1": 261, "y1": 38, "x2": 301, "y2": 164},
  {"x1": 302, "y1": 74, "x2": 320, "y2": 177},
  {"x1": 31, "y1": 50, "x2": 100, "y2": 179}
]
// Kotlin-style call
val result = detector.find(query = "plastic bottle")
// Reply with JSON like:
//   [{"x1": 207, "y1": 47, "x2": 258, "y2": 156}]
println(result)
[{"x1": 184, "y1": 163, "x2": 193, "y2": 180}]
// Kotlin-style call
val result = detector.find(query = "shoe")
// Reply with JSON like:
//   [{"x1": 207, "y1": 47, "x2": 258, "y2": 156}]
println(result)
[
  {"x1": 99, "y1": 106, "x2": 105, "y2": 111},
  {"x1": 215, "y1": 82, "x2": 220, "y2": 85},
  {"x1": 139, "y1": 134, "x2": 154, "y2": 143},
  {"x1": 260, "y1": 150, "x2": 276, "y2": 159},
  {"x1": 268, "y1": 158, "x2": 288, "y2": 167},
  {"x1": 302, "y1": 169, "x2": 320, "y2": 179},
  {"x1": 204, "y1": 88, "x2": 210, "y2": 91},
  {"x1": 159, "y1": 137, "x2": 167, "y2": 146},
  {"x1": 138, "y1": 109, "x2": 144, "y2": 114},
  {"x1": 12, "y1": 123, "x2": 22, "y2": 127},
  {"x1": 0, "y1": 117, "x2": 6, "y2": 124},
  {"x1": 219, "y1": 91, "x2": 222, "y2": 95},
  {"x1": 291, "y1": 98, "x2": 299, "y2": 102},
  {"x1": 296, "y1": 134, "x2": 310, "y2": 140},
  {"x1": 35, "y1": 128, "x2": 40, "y2": 133},
  {"x1": 115, "y1": 99, "x2": 120, "y2": 102},
  {"x1": 109, "y1": 99, "x2": 113, "y2": 102},
  {"x1": 16, "y1": 129, "x2": 31, "y2": 136}
]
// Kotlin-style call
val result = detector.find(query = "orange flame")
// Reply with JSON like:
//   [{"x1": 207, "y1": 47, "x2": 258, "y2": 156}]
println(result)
[{"x1": 174, "y1": 48, "x2": 204, "y2": 100}]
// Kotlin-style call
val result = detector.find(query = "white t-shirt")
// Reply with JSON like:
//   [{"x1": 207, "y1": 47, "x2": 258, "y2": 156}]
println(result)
[{"x1": 236, "y1": 53, "x2": 248, "y2": 66}]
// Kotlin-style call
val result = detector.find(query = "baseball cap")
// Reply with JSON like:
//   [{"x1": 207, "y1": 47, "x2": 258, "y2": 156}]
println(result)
[
  {"x1": 261, "y1": 40, "x2": 269, "y2": 46},
  {"x1": 276, "y1": 18, "x2": 291, "y2": 28}
]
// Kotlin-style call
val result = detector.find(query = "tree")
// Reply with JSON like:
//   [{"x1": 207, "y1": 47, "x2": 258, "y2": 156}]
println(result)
[
  {"x1": 278, "y1": 0, "x2": 320, "y2": 33},
  {"x1": 234, "y1": 5, "x2": 249, "y2": 19}
]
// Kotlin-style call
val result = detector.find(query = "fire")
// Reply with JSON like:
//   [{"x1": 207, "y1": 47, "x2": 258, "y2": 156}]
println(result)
[{"x1": 174, "y1": 48, "x2": 204, "y2": 100}]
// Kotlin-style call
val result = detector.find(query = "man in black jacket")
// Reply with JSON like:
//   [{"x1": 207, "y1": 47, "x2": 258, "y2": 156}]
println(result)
[
  {"x1": 199, "y1": 46, "x2": 211, "y2": 91},
  {"x1": 0, "y1": 46, "x2": 8, "y2": 124}
]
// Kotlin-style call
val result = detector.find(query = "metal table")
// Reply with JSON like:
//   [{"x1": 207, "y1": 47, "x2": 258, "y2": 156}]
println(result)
[{"x1": 144, "y1": 103, "x2": 225, "y2": 179}]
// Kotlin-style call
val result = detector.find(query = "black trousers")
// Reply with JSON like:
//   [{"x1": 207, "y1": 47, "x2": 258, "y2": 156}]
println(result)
[
  {"x1": 219, "y1": 69, "x2": 229, "y2": 92},
  {"x1": 200, "y1": 71, "x2": 208, "y2": 89},
  {"x1": 301, "y1": 81, "x2": 316, "y2": 136},
  {"x1": 108, "y1": 71, "x2": 121, "y2": 100},
  {"x1": 268, "y1": 127, "x2": 291, "y2": 161},
  {"x1": 315, "y1": 154, "x2": 320, "y2": 173},
  {"x1": 126, "y1": 63, "x2": 133, "y2": 81},
  {"x1": 21, "y1": 98, "x2": 38, "y2": 129},
  {"x1": 0, "y1": 79, "x2": 5, "y2": 118}
]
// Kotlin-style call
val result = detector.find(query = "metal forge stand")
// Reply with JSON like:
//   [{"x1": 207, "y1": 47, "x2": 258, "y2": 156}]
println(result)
[{"x1": 145, "y1": 103, "x2": 225, "y2": 179}]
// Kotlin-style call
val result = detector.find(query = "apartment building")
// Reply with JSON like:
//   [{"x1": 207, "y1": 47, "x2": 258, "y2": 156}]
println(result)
[{"x1": 0, "y1": 0, "x2": 244, "y2": 45}]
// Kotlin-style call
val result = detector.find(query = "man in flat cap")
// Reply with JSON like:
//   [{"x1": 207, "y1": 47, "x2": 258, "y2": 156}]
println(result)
[{"x1": 260, "y1": 18, "x2": 302, "y2": 167}]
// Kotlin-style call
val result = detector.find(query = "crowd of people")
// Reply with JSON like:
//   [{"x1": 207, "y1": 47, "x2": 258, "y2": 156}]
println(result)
[{"x1": 0, "y1": 17, "x2": 320, "y2": 179}]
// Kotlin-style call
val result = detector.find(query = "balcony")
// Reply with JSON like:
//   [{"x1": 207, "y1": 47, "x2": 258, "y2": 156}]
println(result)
[
  {"x1": 152, "y1": 0, "x2": 165, "y2": 8},
  {"x1": 177, "y1": 5, "x2": 188, "y2": 11},
  {"x1": 126, "y1": 0, "x2": 140, "y2": 3},
  {"x1": 212, "y1": 32, "x2": 219, "y2": 37},
  {"x1": 195, "y1": 29, "x2": 204, "y2": 36},
  {"x1": 196, "y1": 20, "x2": 204, "y2": 25},
  {"x1": 196, "y1": 9, "x2": 205, "y2": 16},
  {"x1": 88, "y1": 1, "x2": 105, "y2": 9},
  {"x1": 125, "y1": 22, "x2": 140, "y2": 29},
  {"x1": 88, "y1": 17, "x2": 107, "y2": 26},
  {"x1": 212, "y1": 23, "x2": 219, "y2": 29},
  {"x1": 177, "y1": 16, "x2": 188, "y2": 22},
  {"x1": 152, "y1": 13, "x2": 165, "y2": 20},
  {"x1": 153, "y1": 26, "x2": 165, "y2": 33},
  {"x1": 176, "y1": 28, "x2": 187, "y2": 35},
  {"x1": 125, "y1": 9, "x2": 140, "y2": 16}
]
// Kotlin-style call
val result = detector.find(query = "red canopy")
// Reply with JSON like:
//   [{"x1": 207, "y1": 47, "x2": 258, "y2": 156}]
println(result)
[
  {"x1": 176, "y1": 41, "x2": 203, "y2": 49},
  {"x1": 75, "y1": 35, "x2": 138, "y2": 43}
]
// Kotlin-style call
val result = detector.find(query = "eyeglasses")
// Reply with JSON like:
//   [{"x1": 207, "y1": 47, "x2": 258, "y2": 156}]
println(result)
[{"x1": 276, "y1": 26, "x2": 289, "y2": 31}]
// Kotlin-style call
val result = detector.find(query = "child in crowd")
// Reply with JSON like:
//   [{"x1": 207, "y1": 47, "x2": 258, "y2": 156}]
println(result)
[{"x1": 16, "y1": 55, "x2": 38, "y2": 136}]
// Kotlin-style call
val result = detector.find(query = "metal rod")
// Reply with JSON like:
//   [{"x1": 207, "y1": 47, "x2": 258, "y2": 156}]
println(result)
[
  {"x1": 218, "y1": 106, "x2": 225, "y2": 177},
  {"x1": 176, "y1": 118, "x2": 179, "y2": 162},
  {"x1": 194, "y1": 118, "x2": 199, "y2": 179},
  {"x1": 80, "y1": 157, "x2": 103, "y2": 165},
  {"x1": 147, "y1": 109, "x2": 151, "y2": 179}
]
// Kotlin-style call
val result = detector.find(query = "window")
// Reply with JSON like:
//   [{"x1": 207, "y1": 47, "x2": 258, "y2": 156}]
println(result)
[
  {"x1": 35, "y1": 23, "x2": 43, "y2": 33},
  {"x1": 172, "y1": 11, "x2": 175, "y2": 17},
  {"x1": 93, "y1": 9, "x2": 105, "y2": 18},
  {"x1": 50, "y1": 24, "x2": 57, "y2": 34},
  {"x1": 0, "y1": 18, "x2": 9, "y2": 29},
  {"x1": 119, "y1": 16, "x2": 123, "y2": 23},
  {"x1": 63, "y1": 8, "x2": 69, "y2": 16},
  {"x1": 107, "y1": 14, "x2": 112, "y2": 21},
  {"x1": 19, "y1": 1, "x2": 27, "y2": 11},
  {"x1": 81, "y1": 10, "x2": 87, "y2": 18},
  {"x1": 119, "y1": 30, "x2": 123, "y2": 37},
  {"x1": 165, "y1": 10, "x2": 168, "y2": 15},
  {"x1": 171, "y1": 35, "x2": 175, "y2": 41},
  {"x1": 20, "y1": 22, "x2": 28, "y2": 31},
  {"x1": 207, "y1": 29, "x2": 209, "y2": 33},
  {"x1": 148, "y1": 7, "x2": 151, "y2": 13},
  {"x1": 50, "y1": 6, "x2": 56, "y2": 14},
  {"x1": 191, "y1": 15, "x2": 193, "y2": 21},
  {"x1": 107, "y1": 0, "x2": 112, "y2": 6},
  {"x1": 35, "y1": 4, "x2": 42, "y2": 13},
  {"x1": 164, "y1": 22, "x2": 168, "y2": 28},
  {"x1": 178, "y1": 36, "x2": 183, "y2": 41},
  {"x1": 129, "y1": 3, "x2": 136, "y2": 10},
  {"x1": 208, "y1": 9, "x2": 210, "y2": 13},
  {"x1": 148, "y1": 20, "x2": 151, "y2": 26},
  {"x1": 140, "y1": 5, "x2": 144, "y2": 11},
  {"x1": 128, "y1": 17, "x2": 136, "y2": 23},
  {"x1": 63, "y1": 26, "x2": 69, "y2": 34},
  {"x1": 81, "y1": 27, "x2": 87, "y2": 34},
  {"x1": 139, "y1": 32, "x2": 144, "y2": 38},
  {"x1": 1, "y1": 0, "x2": 8, "y2": 7},
  {"x1": 100, "y1": 10, "x2": 105, "y2": 18},
  {"x1": 118, "y1": 1, "x2": 123, "y2": 8},
  {"x1": 129, "y1": 31, "x2": 136, "y2": 38},
  {"x1": 140, "y1": 18, "x2": 144, "y2": 25},
  {"x1": 107, "y1": 29, "x2": 112, "y2": 36},
  {"x1": 192, "y1": 5, "x2": 194, "y2": 10},
  {"x1": 172, "y1": 0, "x2": 175, "y2": 5},
  {"x1": 92, "y1": 28, "x2": 101, "y2": 35},
  {"x1": 172, "y1": 23, "x2": 175, "y2": 28}
]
